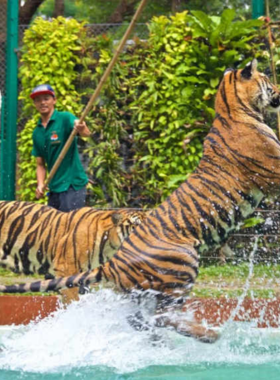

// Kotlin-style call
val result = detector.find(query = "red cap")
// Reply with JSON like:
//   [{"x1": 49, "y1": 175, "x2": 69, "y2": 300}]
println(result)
[{"x1": 30, "y1": 84, "x2": 55, "y2": 99}]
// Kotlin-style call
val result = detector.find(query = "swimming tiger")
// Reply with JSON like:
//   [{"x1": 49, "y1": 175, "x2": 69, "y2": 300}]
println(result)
[
  {"x1": 2, "y1": 60, "x2": 280, "y2": 343},
  {"x1": 0, "y1": 201, "x2": 146, "y2": 278}
]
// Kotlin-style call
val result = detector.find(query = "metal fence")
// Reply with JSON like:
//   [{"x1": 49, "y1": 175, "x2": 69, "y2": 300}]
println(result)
[
  {"x1": 85, "y1": 23, "x2": 149, "y2": 39},
  {"x1": 202, "y1": 206, "x2": 280, "y2": 265},
  {"x1": 18, "y1": 22, "x2": 149, "y2": 44}
]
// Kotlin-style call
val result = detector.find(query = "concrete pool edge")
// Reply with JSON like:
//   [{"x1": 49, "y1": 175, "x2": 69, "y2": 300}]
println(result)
[
  {"x1": 0, "y1": 295, "x2": 279, "y2": 327},
  {"x1": 183, "y1": 297, "x2": 280, "y2": 328},
  {"x1": 0, "y1": 295, "x2": 60, "y2": 325}
]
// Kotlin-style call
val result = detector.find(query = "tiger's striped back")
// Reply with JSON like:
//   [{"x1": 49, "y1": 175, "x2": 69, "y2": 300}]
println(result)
[{"x1": 0, "y1": 201, "x2": 146, "y2": 278}]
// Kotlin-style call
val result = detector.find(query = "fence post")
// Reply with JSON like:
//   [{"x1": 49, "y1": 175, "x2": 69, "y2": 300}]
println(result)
[
  {"x1": 1, "y1": 0, "x2": 18, "y2": 200},
  {"x1": 0, "y1": 92, "x2": 5, "y2": 199},
  {"x1": 252, "y1": 0, "x2": 265, "y2": 19}
]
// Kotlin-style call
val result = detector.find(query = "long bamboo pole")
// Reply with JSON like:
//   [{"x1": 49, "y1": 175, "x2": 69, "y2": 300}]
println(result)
[{"x1": 43, "y1": 0, "x2": 148, "y2": 191}]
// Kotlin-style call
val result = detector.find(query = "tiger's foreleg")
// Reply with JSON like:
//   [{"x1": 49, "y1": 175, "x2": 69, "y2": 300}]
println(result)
[
  {"x1": 153, "y1": 293, "x2": 219, "y2": 343},
  {"x1": 154, "y1": 313, "x2": 219, "y2": 343},
  {"x1": 52, "y1": 238, "x2": 90, "y2": 305},
  {"x1": 127, "y1": 292, "x2": 219, "y2": 343},
  {"x1": 127, "y1": 300, "x2": 219, "y2": 343}
]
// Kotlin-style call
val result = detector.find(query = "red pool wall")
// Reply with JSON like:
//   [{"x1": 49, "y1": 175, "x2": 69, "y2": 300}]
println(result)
[{"x1": 0, "y1": 296, "x2": 279, "y2": 327}]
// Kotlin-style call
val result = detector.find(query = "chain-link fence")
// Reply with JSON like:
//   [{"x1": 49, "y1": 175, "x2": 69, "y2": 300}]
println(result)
[
  {"x1": 202, "y1": 205, "x2": 280, "y2": 265},
  {"x1": 86, "y1": 23, "x2": 149, "y2": 39},
  {"x1": 18, "y1": 22, "x2": 148, "y2": 46}
]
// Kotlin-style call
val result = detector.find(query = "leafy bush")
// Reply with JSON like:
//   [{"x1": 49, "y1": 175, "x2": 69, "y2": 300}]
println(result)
[{"x1": 84, "y1": 10, "x2": 264, "y2": 206}]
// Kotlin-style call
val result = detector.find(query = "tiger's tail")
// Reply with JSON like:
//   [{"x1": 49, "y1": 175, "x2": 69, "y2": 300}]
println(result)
[{"x1": 0, "y1": 266, "x2": 105, "y2": 294}]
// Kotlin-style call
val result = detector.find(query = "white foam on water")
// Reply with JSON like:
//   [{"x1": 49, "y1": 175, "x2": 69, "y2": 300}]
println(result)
[{"x1": 0, "y1": 289, "x2": 279, "y2": 374}]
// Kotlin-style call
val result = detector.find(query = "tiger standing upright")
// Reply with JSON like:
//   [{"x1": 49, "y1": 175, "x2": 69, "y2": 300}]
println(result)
[{"x1": 1, "y1": 59, "x2": 280, "y2": 343}]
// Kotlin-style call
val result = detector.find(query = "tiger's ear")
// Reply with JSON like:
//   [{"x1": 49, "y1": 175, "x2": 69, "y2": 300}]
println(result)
[
  {"x1": 223, "y1": 68, "x2": 234, "y2": 76},
  {"x1": 241, "y1": 59, "x2": 258, "y2": 79},
  {"x1": 111, "y1": 212, "x2": 124, "y2": 226}
]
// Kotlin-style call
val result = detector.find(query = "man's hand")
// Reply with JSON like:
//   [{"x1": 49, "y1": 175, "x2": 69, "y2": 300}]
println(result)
[
  {"x1": 74, "y1": 120, "x2": 91, "y2": 137},
  {"x1": 36, "y1": 184, "x2": 45, "y2": 199}
]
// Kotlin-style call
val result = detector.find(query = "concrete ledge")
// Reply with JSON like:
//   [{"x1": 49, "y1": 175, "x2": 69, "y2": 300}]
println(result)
[
  {"x1": 0, "y1": 296, "x2": 60, "y2": 325},
  {"x1": 0, "y1": 296, "x2": 279, "y2": 327},
  {"x1": 183, "y1": 297, "x2": 280, "y2": 328}
]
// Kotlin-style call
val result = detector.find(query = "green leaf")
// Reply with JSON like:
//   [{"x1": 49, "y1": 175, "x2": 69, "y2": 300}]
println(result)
[{"x1": 242, "y1": 217, "x2": 265, "y2": 229}]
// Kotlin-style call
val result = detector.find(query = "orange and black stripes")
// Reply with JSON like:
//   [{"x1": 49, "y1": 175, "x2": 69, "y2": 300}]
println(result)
[
  {"x1": 0, "y1": 201, "x2": 146, "y2": 279},
  {"x1": 1, "y1": 59, "x2": 280, "y2": 299}
]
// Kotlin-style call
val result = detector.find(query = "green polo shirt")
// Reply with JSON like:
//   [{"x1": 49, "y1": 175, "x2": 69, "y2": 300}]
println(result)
[{"x1": 32, "y1": 110, "x2": 88, "y2": 193}]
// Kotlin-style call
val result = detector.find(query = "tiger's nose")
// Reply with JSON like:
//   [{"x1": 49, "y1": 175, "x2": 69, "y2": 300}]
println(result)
[{"x1": 271, "y1": 95, "x2": 280, "y2": 108}]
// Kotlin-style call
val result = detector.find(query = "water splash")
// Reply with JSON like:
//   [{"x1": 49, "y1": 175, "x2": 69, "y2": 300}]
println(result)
[
  {"x1": 0, "y1": 288, "x2": 279, "y2": 375},
  {"x1": 221, "y1": 237, "x2": 258, "y2": 330}
]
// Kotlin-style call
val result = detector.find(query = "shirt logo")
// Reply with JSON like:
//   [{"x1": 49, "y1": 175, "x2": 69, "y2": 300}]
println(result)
[
  {"x1": 50, "y1": 132, "x2": 58, "y2": 141},
  {"x1": 50, "y1": 131, "x2": 61, "y2": 145}
]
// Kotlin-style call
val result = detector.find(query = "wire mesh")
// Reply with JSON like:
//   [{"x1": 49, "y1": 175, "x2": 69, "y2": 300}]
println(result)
[{"x1": 86, "y1": 23, "x2": 149, "y2": 39}]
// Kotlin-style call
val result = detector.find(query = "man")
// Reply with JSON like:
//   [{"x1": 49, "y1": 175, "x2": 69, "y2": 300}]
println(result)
[{"x1": 31, "y1": 84, "x2": 91, "y2": 212}]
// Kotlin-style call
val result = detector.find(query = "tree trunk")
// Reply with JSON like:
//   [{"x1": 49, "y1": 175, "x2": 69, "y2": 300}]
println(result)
[
  {"x1": 19, "y1": 0, "x2": 45, "y2": 25},
  {"x1": 53, "y1": 0, "x2": 64, "y2": 18},
  {"x1": 107, "y1": 0, "x2": 139, "y2": 23}
]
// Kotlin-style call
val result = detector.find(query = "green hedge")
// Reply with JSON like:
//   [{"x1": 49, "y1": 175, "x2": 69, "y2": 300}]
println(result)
[{"x1": 17, "y1": 10, "x2": 265, "y2": 206}]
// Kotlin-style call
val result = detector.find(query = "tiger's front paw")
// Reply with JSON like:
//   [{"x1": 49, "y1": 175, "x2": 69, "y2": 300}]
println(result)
[
  {"x1": 127, "y1": 311, "x2": 150, "y2": 331},
  {"x1": 175, "y1": 320, "x2": 220, "y2": 343},
  {"x1": 155, "y1": 314, "x2": 220, "y2": 344}
]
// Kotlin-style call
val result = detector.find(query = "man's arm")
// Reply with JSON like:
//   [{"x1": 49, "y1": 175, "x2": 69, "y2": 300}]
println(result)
[
  {"x1": 74, "y1": 120, "x2": 91, "y2": 137},
  {"x1": 36, "y1": 156, "x2": 46, "y2": 199}
]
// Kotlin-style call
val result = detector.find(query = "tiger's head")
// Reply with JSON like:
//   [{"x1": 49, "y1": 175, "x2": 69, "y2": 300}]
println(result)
[
  {"x1": 215, "y1": 59, "x2": 280, "y2": 117},
  {"x1": 102, "y1": 211, "x2": 147, "y2": 258}
]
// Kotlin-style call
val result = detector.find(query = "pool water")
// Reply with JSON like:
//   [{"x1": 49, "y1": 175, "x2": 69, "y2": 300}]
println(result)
[{"x1": 0, "y1": 290, "x2": 279, "y2": 380}]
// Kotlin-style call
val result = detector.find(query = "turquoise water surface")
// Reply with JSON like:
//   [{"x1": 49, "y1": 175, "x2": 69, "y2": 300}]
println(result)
[
  {"x1": 1, "y1": 364, "x2": 280, "y2": 380},
  {"x1": 0, "y1": 290, "x2": 279, "y2": 380}
]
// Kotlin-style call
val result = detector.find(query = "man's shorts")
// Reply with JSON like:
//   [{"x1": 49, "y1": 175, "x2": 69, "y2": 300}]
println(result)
[{"x1": 48, "y1": 185, "x2": 86, "y2": 212}]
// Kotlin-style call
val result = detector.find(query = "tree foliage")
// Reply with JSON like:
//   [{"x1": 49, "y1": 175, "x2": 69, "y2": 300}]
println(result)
[
  {"x1": 83, "y1": 10, "x2": 265, "y2": 206},
  {"x1": 33, "y1": 0, "x2": 280, "y2": 24},
  {"x1": 17, "y1": 11, "x2": 266, "y2": 207}
]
